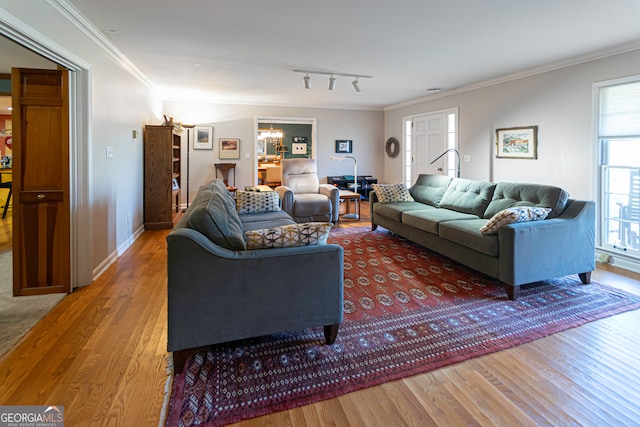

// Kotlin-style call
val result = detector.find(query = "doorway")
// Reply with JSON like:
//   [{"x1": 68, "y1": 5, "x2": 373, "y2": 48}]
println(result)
[
  {"x1": 0, "y1": 20, "x2": 93, "y2": 290},
  {"x1": 253, "y1": 116, "x2": 317, "y2": 186}
]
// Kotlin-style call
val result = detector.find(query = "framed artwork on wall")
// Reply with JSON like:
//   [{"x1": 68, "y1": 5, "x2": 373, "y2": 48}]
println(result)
[
  {"x1": 219, "y1": 138, "x2": 240, "y2": 159},
  {"x1": 495, "y1": 126, "x2": 538, "y2": 159},
  {"x1": 194, "y1": 126, "x2": 213, "y2": 150},
  {"x1": 335, "y1": 139, "x2": 352, "y2": 154}
]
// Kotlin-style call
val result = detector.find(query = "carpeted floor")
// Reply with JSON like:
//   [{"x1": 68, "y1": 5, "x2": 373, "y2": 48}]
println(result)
[
  {"x1": 0, "y1": 251, "x2": 66, "y2": 358},
  {"x1": 165, "y1": 227, "x2": 640, "y2": 426}
]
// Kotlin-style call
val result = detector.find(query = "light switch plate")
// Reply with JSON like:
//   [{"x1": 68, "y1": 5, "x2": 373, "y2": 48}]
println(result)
[{"x1": 106, "y1": 146, "x2": 114, "y2": 158}]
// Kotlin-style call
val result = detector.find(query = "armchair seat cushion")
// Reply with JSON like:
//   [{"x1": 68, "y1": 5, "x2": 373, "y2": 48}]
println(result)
[{"x1": 292, "y1": 193, "x2": 332, "y2": 217}]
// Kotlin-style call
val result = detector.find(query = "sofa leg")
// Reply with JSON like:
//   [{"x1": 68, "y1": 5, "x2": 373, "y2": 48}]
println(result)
[
  {"x1": 372, "y1": 223, "x2": 378, "y2": 231},
  {"x1": 579, "y1": 272, "x2": 591, "y2": 284},
  {"x1": 506, "y1": 285, "x2": 520, "y2": 301},
  {"x1": 172, "y1": 350, "x2": 190, "y2": 374},
  {"x1": 324, "y1": 323, "x2": 340, "y2": 344}
]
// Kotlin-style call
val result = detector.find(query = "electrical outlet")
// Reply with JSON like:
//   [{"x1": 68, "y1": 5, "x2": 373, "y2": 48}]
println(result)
[{"x1": 245, "y1": 152, "x2": 250, "y2": 159}]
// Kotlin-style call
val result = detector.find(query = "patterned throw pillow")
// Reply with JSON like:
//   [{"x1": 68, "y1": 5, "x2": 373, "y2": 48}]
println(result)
[
  {"x1": 236, "y1": 191, "x2": 281, "y2": 214},
  {"x1": 480, "y1": 206, "x2": 552, "y2": 234},
  {"x1": 372, "y1": 183, "x2": 415, "y2": 203},
  {"x1": 245, "y1": 222, "x2": 333, "y2": 250}
]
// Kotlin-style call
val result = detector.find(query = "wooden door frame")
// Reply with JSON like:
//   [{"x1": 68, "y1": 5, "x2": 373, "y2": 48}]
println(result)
[{"x1": 0, "y1": 14, "x2": 93, "y2": 288}]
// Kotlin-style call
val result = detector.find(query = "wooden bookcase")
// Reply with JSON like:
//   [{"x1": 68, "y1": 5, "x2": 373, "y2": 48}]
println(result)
[{"x1": 143, "y1": 124, "x2": 182, "y2": 229}]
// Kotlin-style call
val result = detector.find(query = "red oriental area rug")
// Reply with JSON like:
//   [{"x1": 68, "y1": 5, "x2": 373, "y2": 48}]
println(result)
[{"x1": 164, "y1": 227, "x2": 640, "y2": 426}]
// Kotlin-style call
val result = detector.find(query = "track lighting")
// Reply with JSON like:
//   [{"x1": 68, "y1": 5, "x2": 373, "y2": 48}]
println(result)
[
  {"x1": 293, "y1": 69, "x2": 372, "y2": 93},
  {"x1": 352, "y1": 78, "x2": 361, "y2": 93}
]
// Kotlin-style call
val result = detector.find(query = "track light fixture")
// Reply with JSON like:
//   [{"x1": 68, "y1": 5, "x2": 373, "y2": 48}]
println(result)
[
  {"x1": 328, "y1": 75, "x2": 336, "y2": 90},
  {"x1": 352, "y1": 78, "x2": 361, "y2": 93},
  {"x1": 293, "y1": 69, "x2": 372, "y2": 93}
]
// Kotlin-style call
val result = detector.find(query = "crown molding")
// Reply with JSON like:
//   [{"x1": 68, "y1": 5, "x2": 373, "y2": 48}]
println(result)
[
  {"x1": 385, "y1": 40, "x2": 640, "y2": 112},
  {"x1": 46, "y1": 0, "x2": 153, "y2": 88}
]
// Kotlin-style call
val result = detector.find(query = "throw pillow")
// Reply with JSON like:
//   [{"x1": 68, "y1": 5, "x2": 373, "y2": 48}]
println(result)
[
  {"x1": 245, "y1": 222, "x2": 332, "y2": 250},
  {"x1": 372, "y1": 183, "x2": 415, "y2": 203},
  {"x1": 480, "y1": 206, "x2": 552, "y2": 234},
  {"x1": 236, "y1": 190, "x2": 281, "y2": 214}
]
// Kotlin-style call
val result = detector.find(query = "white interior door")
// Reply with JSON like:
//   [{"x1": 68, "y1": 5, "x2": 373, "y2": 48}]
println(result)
[{"x1": 412, "y1": 112, "x2": 446, "y2": 183}]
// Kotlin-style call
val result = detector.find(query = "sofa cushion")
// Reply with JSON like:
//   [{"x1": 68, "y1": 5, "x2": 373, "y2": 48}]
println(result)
[
  {"x1": 245, "y1": 222, "x2": 332, "y2": 250},
  {"x1": 484, "y1": 182, "x2": 569, "y2": 219},
  {"x1": 439, "y1": 219, "x2": 500, "y2": 257},
  {"x1": 409, "y1": 174, "x2": 452, "y2": 206},
  {"x1": 236, "y1": 190, "x2": 281, "y2": 214},
  {"x1": 187, "y1": 180, "x2": 246, "y2": 251},
  {"x1": 480, "y1": 206, "x2": 552, "y2": 234},
  {"x1": 402, "y1": 209, "x2": 479, "y2": 235},
  {"x1": 371, "y1": 183, "x2": 415, "y2": 203},
  {"x1": 439, "y1": 178, "x2": 497, "y2": 216},
  {"x1": 373, "y1": 201, "x2": 429, "y2": 222}
]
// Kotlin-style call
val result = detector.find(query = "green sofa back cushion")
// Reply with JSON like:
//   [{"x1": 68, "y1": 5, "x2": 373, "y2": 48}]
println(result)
[
  {"x1": 439, "y1": 178, "x2": 497, "y2": 217},
  {"x1": 187, "y1": 179, "x2": 246, "y2": 251},
  {"x1": 484, "y1": 182, "x2": 569, "y2": 219},
  {"x1": 409, "y1": 174, "x2": 452, "y2": 206}
]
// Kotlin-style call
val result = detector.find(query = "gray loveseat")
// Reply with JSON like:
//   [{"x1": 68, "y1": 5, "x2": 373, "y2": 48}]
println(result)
[
  {"x1": 370, "y1": 174, "x2": 595, "y2": 300},
  {"x1": 167, "y1": 179, "x2": 344, "y2": 373}
]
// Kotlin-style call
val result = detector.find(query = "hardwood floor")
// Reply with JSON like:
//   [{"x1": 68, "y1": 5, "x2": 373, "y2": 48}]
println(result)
[{"x1": 0, "y1": 201, "x2": 639, "y2": 426}]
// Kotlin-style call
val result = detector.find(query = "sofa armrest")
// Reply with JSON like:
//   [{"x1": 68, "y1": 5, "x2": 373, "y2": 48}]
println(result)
[
  {"x1": 319, "y1": 184, "x2": 340, "y2": 222},
  {"x1": 498, "y1": 199, "x2": 596, "y2": 286},
  {"x1": 369, "y1": 190, "x2": 379, "y2": 228},
  {"x1": 166, "y1": 227, "x2": 344, "y2": 352}
]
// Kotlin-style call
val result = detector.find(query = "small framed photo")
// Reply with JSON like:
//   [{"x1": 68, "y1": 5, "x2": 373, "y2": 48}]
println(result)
[
  {"x1": 172, "y1": 178, "x2": 179, "y2": 191},
  {"x1": 194, "y1": 126, "x2": 213, "y2": 150},
  {"x1": 219, "y1": 138, "x2": 240, "y2": 159},
  {"x1": 495, "y1": 126, "x2": 538, "y2": 159},
  {"x1": 335, "y1": 139, "x2": 352, "y2": 154}
]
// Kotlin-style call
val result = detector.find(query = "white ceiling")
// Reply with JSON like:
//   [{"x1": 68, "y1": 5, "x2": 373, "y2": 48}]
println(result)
[{"x1": 13, "y1": 1, "x2": 640, "y2": 110}]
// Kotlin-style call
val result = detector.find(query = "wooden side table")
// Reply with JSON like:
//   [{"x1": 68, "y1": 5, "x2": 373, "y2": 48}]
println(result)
[
  {"x1": 339, "y1": 190, "x2": 360, "y2": 220},
  {"x1": 215, "y1": 163, "x2": 237, "y2": 193}
]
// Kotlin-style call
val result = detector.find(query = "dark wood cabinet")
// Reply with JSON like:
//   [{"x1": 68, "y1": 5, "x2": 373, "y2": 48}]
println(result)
[{"x1": 144, "y1": 124, "x2": 182, "y2": 229}]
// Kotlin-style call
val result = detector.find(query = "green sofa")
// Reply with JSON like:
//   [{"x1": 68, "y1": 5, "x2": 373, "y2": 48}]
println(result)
[
  {"x1": 370, "y1": 174, "x2": 596, "y2": 300},
  {"x1": 166, "y1": 179, "x2": 344, "y2": 373}
]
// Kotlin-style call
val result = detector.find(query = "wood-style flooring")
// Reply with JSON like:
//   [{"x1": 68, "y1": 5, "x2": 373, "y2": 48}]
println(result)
[{"x1": 0, "y1": 201, "x2": 639, "y2": 426}]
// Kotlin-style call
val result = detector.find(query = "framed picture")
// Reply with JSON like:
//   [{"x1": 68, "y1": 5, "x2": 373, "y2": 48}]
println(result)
[
  {"x1": 292, "y1": 143, "x2": 307, "y2": 155},
  {"x1": 219, "y1": 138, "x2": 240, "y2": 159},
  {"x1": 495, "y1": 126, "x2": 538, "y2": 159},
  {"x1": 194, "y1": 126, "x2": 213, "y2": 150},
  {"x1": 335, "y1": 139, "x2": 352, "y2": 154},
  {"x1": 171, "y1": 178, "x2": 179, "y2": 191}
]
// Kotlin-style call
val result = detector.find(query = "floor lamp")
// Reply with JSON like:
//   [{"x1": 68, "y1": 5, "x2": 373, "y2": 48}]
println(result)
[
  {"x1": 182, "y1": 123, "x2": 195, "y2": 211},
  {"x1": 430, "y1": 148, "x2": 461, "y2": 178},
  {"x1": 330, "y1": 155, "x2": 359, "y2": 219}
]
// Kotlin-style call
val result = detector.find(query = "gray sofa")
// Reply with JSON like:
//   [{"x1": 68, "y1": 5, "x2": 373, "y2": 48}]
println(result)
[
  {"x1": 370, "y1": 174, "x2": 596, "y2": 300},
  {"x1": 167, "y1": 179, "x2": 344, "y2": 373}
]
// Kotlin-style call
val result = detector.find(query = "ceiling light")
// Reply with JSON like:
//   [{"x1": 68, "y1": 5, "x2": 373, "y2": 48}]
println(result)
[
  {"x1": 352, "y1": 78, "x2": 361, "y2": 93},
  {"x1": 293, "y1": 70, "x2": 373, "y2": 92}
]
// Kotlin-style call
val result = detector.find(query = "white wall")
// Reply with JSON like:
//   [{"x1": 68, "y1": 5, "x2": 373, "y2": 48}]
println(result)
[
  {"x1": 0, "y1": 1, "x2": 158, "y2": 276},
  {"x1": 385, "y1": 48, "x2": 640, "y2": 201},
  {"x1": 163, "y1": 102, "x2": 384, "y2": 204}
]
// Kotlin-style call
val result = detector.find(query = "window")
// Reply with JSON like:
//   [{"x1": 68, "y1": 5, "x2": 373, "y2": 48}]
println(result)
[{"x1": 597, "y1": 78, "x2": 640, "y2": 259}]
